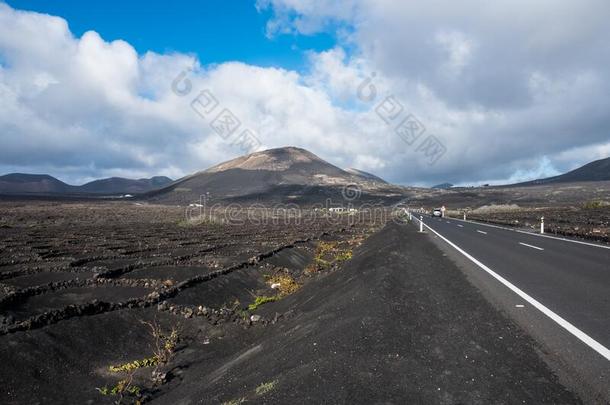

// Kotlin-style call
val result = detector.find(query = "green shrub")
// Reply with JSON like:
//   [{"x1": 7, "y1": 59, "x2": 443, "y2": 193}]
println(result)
[
  {"x1": 96, "y1": 322, "x2": 179, "y2": 404},
  {"x1": 248, "y1": 295, "x2": 278, "y2": 311},
  {"x1": 255, "y1": 380, "x2": 278, "y2": 396},
  {"x1": 222, "y1": 398, "x2": 246, "y2": 405},
  {"x1": 583, "y1": 200, "x2": 604, "y2": 209}
]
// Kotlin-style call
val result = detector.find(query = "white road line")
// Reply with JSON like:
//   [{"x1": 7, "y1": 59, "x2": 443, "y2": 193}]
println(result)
[
  {"x1": 519, "y1": 242, "x2": 544, "y2": 251},
  {"x1": 446, "y1": 221, "x2": 451, "y2": 224},
  {"x1": 477, "y1": 230, "x2": 487, "y2": 235},
  {"x1": 418, "y1": 220, "x2": 610, "y2": 361},
  {"x1": 448, "y1": 216, "x2": 610, "y2": 250},
  {"x1": 457, "y1": 224, "x2": 464, "y2": 228}
]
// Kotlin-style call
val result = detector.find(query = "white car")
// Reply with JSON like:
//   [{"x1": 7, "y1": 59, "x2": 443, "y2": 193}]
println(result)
[{"x1": 432, "y1": 208, "x2": 443, "y2": 217}]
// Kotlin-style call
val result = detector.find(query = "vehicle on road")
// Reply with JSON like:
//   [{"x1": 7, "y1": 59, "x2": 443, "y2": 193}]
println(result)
[{"x1": 433, "y1": 208, "x2": 443, "y2": 217}]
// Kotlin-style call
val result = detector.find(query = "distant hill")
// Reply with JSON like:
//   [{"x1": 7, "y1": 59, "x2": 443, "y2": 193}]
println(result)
[
  {"x1": 0, "y1": 173, "x2": 172, "y2": 195},
  {"x1": 0, "y1": 173, "x2": 74, "y2": 194},
  {"x1": 79, "y1": 176, "x2": 173, "y2": 194},
  {"x1": 509, "y1": 157, "x2": 610, "y2": 186},
  {"x1": 146, "y1": 146, "x2": 403, "y2": 204},
  {"x1": 432, "y1": 182, "x2": 453, "y2": 189}
]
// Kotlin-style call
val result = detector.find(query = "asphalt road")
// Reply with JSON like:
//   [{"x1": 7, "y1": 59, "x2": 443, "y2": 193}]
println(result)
[
  {"x1": 416, "y1": 214, "x2": 610, "y2": 357},
  {"x1": 411, "y1": 214, "x2": 610, "y2": 402}
]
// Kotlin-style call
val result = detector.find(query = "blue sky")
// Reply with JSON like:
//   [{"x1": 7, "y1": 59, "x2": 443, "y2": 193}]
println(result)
[{"x1": 7, "y1": 0, "x2": 335, "y2": 71}]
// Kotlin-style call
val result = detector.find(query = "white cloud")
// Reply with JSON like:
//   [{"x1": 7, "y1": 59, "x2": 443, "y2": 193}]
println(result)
[
  {"x1": 435, "y1": 30, "x2": 475, "y2": 77},
  {"x1": 0, "y1": 1, "x2": 609, "y2": 187},
  {"x1": 260, "y1": 0, "x2": 610, "y2": 184},
  {"x1": 0, "y1": 2, "x2": 431, "y2": 185}
]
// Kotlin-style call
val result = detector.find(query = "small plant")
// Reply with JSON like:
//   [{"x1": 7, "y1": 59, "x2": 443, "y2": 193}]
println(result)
[
  {"x1": 108, "y1": 356, "x2": 158, "y2": 373},
  {"x1": 305, "y1": 240, "x2": 353, "y2": 274},
  {"x1": 222, "y1": 398, "x2": 246, "y2": 405},
  {"x1": 335, "y1": 250, "x2": 353, "y2": 262},
  {"x1": 142, "y1": 321, "x2": 179, "y2": 369},
  {"x1": 248, "y1": 295, "x2": 278, "y2": 311},
  {"x1": 268, "y1": 273, "x2": 299, "y2": 297},
  {"x1": 317, "y1": 241, "x2": 337, "y2": 257},
  {"x1": 96, "y1": 377, "x2": 141, "y2": 402},
  {"x1": 221, "y1": 380, "x2": 278, "y2": 404},
  {"x1": 255, "y1": 380, "x2": 278, "y2": 396},
  {"x1": 97, "y1": 321, "x2": 179, "y2": 404},
  {"x1": 583, "y1": 200, "x2": 605, "y2": 209},
  {"x1": 229, "y1": 299, "x2": 250, "y2": 320},
  {"x1": 307, "y1": 241, "x2": 336, "y2": 273},
  {"x1": 97, "y1": 370, "x2": 141, "y2": 405}
]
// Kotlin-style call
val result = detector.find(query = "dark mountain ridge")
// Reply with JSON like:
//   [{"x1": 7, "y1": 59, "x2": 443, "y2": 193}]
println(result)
[
  {"x1": 508, "y1": 157, "x2": 610, "y2": 186},
  {"x1": 0, "y1": 173, "x2": 172, "y2": 195},
  {"x1": 79, "y1": 176, "x2": 173, "y2": 194}
]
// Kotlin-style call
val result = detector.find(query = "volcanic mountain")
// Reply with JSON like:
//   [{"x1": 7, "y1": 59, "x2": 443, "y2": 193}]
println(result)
[{"x1": 146, "y1": 147, "x2": 403, "y2": 204}]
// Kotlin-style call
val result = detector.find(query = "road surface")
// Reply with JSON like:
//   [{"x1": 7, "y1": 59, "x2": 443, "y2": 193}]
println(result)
[{"x1": 411, "y1": 213, "x2": 610, "y2": 401}]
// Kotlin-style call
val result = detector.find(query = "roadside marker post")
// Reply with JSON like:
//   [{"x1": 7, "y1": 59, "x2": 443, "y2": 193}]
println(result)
[
  {"x1": 541, "y1": 217, "x2": 545, "y2": 234},
  {"x1": 463, "y1": 212, "x2": 466, "y2": 221},
  {"x1": 419, "y1": 216, "x2": 424, "y2": 232},
  {"x1": 409, "y1": 211, "x2": 412, "y2": 221}
]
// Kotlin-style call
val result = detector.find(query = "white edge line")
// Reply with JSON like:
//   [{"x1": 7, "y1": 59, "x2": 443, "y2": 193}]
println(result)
[
  {"x1": 449, "y1": 216, "x2": 610, "y2": 250},
  {"x1": 519, "y1": 242, "x2": 544, "y2": 251},
  {"x1": 417, "y1": 217, "x2": 610, "y2": 361},
  {"x1": 477, "y1": 230, "x2": 487, "y2": 234}
]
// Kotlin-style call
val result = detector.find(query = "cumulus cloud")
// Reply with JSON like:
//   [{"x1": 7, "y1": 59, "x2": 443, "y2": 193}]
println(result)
[
  {"x1": 260, "y1": 0, "x2": 610, "y2": 184},
  {"x1": 0, "y1": 1, "x2": 609, "y2": 186},
  {"x1": 0, "y1": 2, "x2": 434, "y2": 185}
]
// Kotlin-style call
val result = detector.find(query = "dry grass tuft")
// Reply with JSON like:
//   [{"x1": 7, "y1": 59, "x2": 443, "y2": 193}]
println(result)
[{"x1": 268, "y1": 273, "x2": 299, "y2": 296}]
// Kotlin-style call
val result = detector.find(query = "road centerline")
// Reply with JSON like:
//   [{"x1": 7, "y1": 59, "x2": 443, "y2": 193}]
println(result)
[
  {"x1": 477, "y1": 230, "x2": 487, "y2": 235},
  {"x1": 519, "y1": 242, "x2": 544, "y2": 251}
]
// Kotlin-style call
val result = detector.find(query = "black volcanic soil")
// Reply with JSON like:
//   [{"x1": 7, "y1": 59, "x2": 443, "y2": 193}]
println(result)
[
  {"x1": 410, "y1": 181, "x2": 610, "y2": 209},
  {"x1": 410, "y1": 181, "x2": 610, "y2": 242},
  {"x1": 463, "y1": 206, "x2": 610, "y2": 243},
  {"x1": 2, "y1": 270, "x2": 95, "y2": 288},
  {"x1": 152, "y1": 222, "x2": 579, "y2": 404},
  {"x1": 168, "y1": 267, "x2": 270, "y2": 309},
  {"x1": 0, "y1": 201, "x2": 580, "y2": 403},
  {"x1": 120, "y1": 265, "x2": 212, "y2": 282},
  {"x1": 0, "y1": 201, "x2": 381, "y2": 403},
  {"x1": 6, "y1": 285, "x2": 152, "y2": 321}
]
